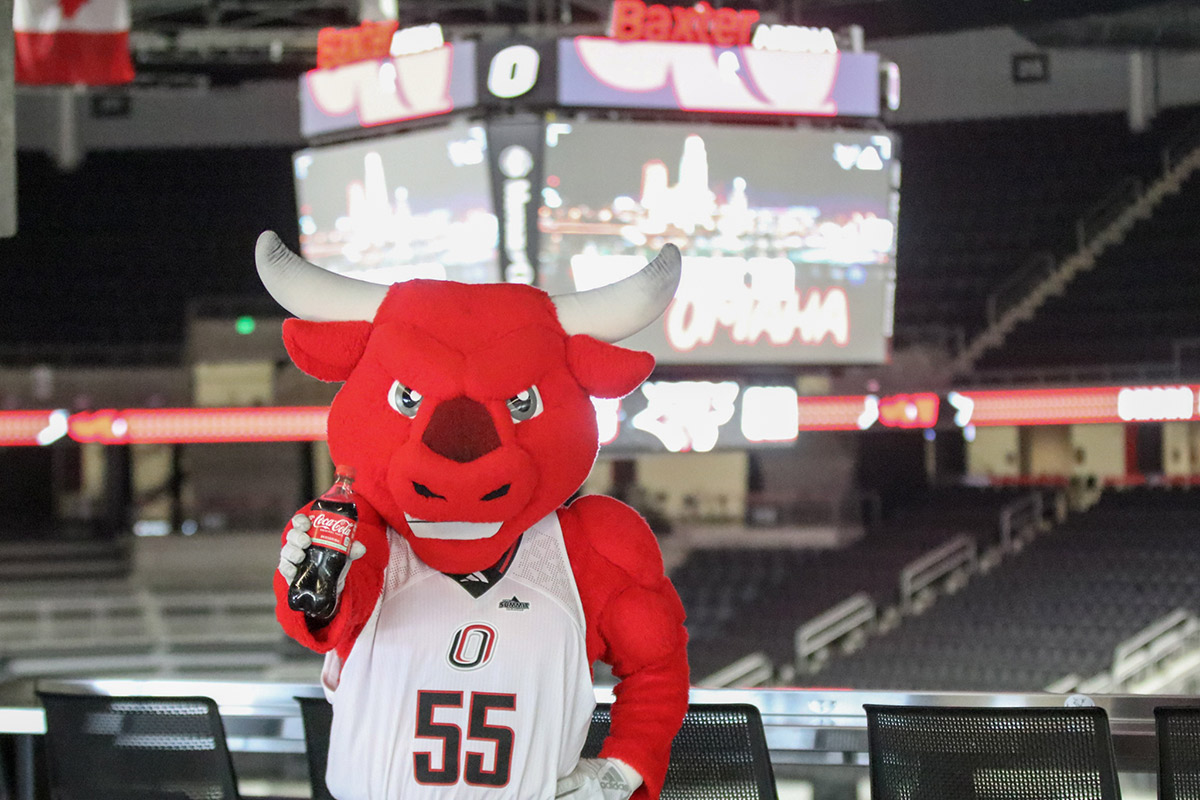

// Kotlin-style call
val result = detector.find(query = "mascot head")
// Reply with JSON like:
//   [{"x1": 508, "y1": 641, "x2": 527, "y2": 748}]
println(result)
[{"x1": 257, "y1": 232, "x2": 681, "y2": 574}]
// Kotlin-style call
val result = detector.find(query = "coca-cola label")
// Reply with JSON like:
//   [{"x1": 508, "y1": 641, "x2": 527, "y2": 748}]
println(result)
[{"x1": 309, "y1": 511, "x2": 356, "y2": 553}]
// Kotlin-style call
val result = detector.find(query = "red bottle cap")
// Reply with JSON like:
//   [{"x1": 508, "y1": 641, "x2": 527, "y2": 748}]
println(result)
[{"x1": 334, "y1": 464, "x2": 356, "y2": 480}]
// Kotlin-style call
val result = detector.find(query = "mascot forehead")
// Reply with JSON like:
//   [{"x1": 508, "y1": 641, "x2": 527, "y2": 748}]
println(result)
[{"x1": 376, "y1": 278, "x2": 561, "y2": 348}]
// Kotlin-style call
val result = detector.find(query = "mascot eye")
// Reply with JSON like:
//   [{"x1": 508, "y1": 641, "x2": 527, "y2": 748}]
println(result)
[
  {"x1": 387, "y1": 381, "x2": 423, "y2": 418},
  {"x1": 507, "y1": 386, "x2": 542, "y2": 422}
]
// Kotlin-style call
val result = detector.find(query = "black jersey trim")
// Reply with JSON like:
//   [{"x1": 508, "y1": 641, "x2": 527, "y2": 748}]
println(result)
[{"x1": 443, "y1": 535, "x2": 523, "y2": 598}]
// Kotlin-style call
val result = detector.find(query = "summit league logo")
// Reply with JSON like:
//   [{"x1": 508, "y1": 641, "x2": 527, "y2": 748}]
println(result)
[{"x1": 498, "y1": 595, "x2": 530, "y2": 611}]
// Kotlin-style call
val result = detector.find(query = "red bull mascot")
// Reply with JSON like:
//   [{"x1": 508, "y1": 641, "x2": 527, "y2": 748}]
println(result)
[{"x1": 259, "y1": 231, "x2": 690, "y2": 800}]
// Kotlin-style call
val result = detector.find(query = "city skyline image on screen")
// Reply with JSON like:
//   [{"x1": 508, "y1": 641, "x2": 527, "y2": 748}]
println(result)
[
  {"x1": 293, "y1": 119, "x2": 500, "y2": 285},
  {"x1": 538, "y1": 119, "x2": 899, "y2": 364}
]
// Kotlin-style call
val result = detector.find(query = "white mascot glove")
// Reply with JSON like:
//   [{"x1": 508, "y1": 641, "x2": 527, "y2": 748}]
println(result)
[
  {"x1": 556, "y1": 758, "x2": 642, "y2": 800},
  {"x1": 278, "y1": 513, "x2": 368, "y2": 601}
]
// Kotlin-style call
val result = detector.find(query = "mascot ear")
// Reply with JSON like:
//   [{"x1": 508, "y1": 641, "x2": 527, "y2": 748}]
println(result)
[
  {"x1": 566, "y1": 334, "x2": 655, "y2": 399},
  {"x1": 283, "y1": 319, "x2": 373, "y2": 382}
]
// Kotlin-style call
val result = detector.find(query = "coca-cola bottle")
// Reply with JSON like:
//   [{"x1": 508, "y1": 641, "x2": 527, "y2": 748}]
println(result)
[{"x1": 288, "y1": 466, "x2": 358, "y2": 623}]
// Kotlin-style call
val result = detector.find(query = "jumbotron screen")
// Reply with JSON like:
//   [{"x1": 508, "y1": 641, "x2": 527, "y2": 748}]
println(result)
[
  {"x1": 537, "y1": 119, "x2": 899, "y2": 364},
  {"x1": 293, "y1": 119, "x2": 500, "y2": 285}
]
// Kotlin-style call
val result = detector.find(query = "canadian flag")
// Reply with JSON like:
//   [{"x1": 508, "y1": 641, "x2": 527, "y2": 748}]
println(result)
[{"x1": 13, "y1": 0, "x2": 135, "y2": 85}]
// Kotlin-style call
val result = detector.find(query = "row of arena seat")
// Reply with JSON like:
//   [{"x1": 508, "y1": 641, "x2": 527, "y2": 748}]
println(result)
[
  {"x1": 976, "y1": 171, "x2": 1200, "y2": 371},
  {"x1": 893, "y1": 105, "x2": 1200, "y2": 353},
  {"x1": 674, "y1": 486, "x2": 1039, "y2": 681},
  {"x1": 0, "y1": 148, "x2": 297, "y2": 365},
  {"x1": 817, "y1": 486, "x2": 1200, "y2": 691},
  {"x1": 0, "y1": 581, "x2": 316, "y2": 682}
]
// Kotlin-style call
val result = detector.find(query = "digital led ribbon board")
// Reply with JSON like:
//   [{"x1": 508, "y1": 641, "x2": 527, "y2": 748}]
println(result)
[{"x1": 7, "y1": 386, "x2": 1198, "y2": 452}]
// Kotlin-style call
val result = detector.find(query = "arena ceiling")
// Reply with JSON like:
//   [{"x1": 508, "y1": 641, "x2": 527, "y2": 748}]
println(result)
[{"x1": 125, "y1": 0, "x2": 1200, "y2": 84}]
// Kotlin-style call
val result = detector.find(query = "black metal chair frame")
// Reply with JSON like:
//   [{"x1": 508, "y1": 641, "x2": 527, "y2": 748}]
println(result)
[
  {"x1": 585, "y1": 702, "x2": 777, "y2": 800},
  {"x1": 295, "y1": 695, "x2": 335, "y2": 800},
  {"x1": 865, "y1": 703, "x2": 1122, "y2": 800},
  {"x1": 1155, "y1": 705, "x2": 1200, "y2": 800},
  {"x1": 37, "y1": 689, "x2": 242, "y2": 800}
]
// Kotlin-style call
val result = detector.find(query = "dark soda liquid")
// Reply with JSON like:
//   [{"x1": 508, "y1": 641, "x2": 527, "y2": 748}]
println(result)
[{"x1": 287, "y1": 495, "x2": 357, "y2": 622}]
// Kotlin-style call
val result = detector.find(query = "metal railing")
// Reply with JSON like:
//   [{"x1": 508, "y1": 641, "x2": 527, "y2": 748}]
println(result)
[
  {"x1": 1113, "y1": 609, "x2": 1200, "y2": 691},
  {"x1": 1074, "y1": 174, "x2": 1145, "y2": 251},
  {"x1": 1044, "y1": 609, "x2": 1200, "y2": 695},
  {"x1": 794, "y1": 592, "x2": 876, "y2": 675},
  {"x1": 980, "y1": 171, "x2": 1142, "y2": 341},
  {"x1": 698, "y1": 652, "x2": 775, "y2": 688},
  {"x1": 794, "y1": 489, "x2": 1067, "y2": 679},
  {"x1": 898, "y1": 534, "x2": 977, "y2": 613},
  {"x1": 986, "y1": 251, "x2": 1057, "y2": 328},
  {"x1": 0, "y1": 589, "x2": 284, "y2": 679},
  {"x1": 963, "y1": 112, "x2": 1200, "y2": 374},
  {"x1": 1160, "y1": 111, "x2": 1200, "y2": 175},
  {"x1": 998, "y1": 491, "x2": 1047, "y2": 551}
]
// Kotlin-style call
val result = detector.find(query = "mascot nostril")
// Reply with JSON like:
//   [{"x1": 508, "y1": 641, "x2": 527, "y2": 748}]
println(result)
[{"x1": 421, "y1": 396, "x2": 502, "y2": 463}]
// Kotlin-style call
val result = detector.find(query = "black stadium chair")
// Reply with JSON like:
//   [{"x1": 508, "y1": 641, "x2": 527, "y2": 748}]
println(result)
[
  {"x1": 584, "y1": 703, "x2": 777, "y2": 800},
  {"x1": 865, "y1": 704, "x2": 1121, "y2": 800},
  {"x1": 296, "y1": 695, "x2": 336, "y2": 800},
  {"x1": 1155, "y1": 706, "x2": 1200, "y2": 800},
  {"x1": 37, "y1": 690, "x2": 241, "y2": 800}
]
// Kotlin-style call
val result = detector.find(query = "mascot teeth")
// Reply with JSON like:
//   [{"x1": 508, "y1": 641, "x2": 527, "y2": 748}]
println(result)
[{"x1": 404, "y1": 517, "x2": 504, "y2": 540}]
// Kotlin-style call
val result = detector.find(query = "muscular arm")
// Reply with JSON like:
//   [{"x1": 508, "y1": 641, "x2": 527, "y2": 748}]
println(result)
[
  {"x1": 561, "y1": 496, "x2": 690, "y2": 800},
  {"x1": 274, "y1": 497, "x2": 389, "y2": 660}
]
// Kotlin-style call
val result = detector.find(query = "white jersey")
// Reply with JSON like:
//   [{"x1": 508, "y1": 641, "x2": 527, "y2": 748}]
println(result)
[{"x1": 322, "y1": 512, "x2": 596, "y2": 800}]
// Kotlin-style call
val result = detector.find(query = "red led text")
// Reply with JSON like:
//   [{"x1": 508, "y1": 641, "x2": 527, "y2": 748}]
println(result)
[
  {"x1": 609, "y1": 0, "x2": 759, "y2": 46},
  {"x1": 317, "y1": 20, "x2": 399, "y2": 69}
]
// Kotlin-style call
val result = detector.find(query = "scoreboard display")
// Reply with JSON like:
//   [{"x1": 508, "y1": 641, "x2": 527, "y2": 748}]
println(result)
[
  {"x1": 293, "y1": 19, "x2": 899, "y2": 368},
  {"x1": 539, "y1": 119, "x2": 896, "y2": 364}
]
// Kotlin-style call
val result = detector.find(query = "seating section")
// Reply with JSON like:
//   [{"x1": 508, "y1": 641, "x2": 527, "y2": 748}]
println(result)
[
  {"x1": 0, "y1": 149, "x2": 298, "y2": 364},
  {"x1": 821, "y1": 486, "x2": 1200, "y2": 691},
  {"x1": 0, "y1": 580, "x2": 313, "y2": 681},
  {"x1": 977, "y1": 166, "x2": 1200, "y2": 371},
  {"x1": 674, "y1": 486, "x2": 1032, "y2": 681},
  {"x1": 892, "y1": 107, "x2": 1200, "y2": 354},
  {"x1": 0, "y1": 537, "x2": 131, "y2": 582}
]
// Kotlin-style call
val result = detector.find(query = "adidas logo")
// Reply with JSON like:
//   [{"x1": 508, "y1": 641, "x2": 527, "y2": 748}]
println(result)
[
  {"x1": 599, "y1": 767, "x2": 628, "y2": 792},
  {"x1": 498, "y1": 596, "x2": 530, "y2": 611}
]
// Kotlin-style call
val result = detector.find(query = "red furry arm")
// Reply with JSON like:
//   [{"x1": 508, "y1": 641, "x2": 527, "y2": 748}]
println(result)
[
  {"x1": 562, "y1": 496, "x2": 690, "y2": 800},
  {"x1": 273, "y1": 497, "x2": 388, "y2": 654}
]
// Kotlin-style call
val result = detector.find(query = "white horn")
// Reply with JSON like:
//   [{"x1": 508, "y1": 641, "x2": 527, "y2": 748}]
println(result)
[
  {"x1": 255, "y1": 231, "x2": 390, "y2": 322},
  {"x1": 551, "y1": 244, "x2": 683, "y2": 342}
]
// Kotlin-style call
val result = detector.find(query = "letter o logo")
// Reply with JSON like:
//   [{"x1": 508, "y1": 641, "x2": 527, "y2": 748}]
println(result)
[
  {"x1": 447, "y1": 622, "x2": 497, "y2": 670},
  {"x1": 487, "y1": 45, "x2": 540, "y2": 99}
]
